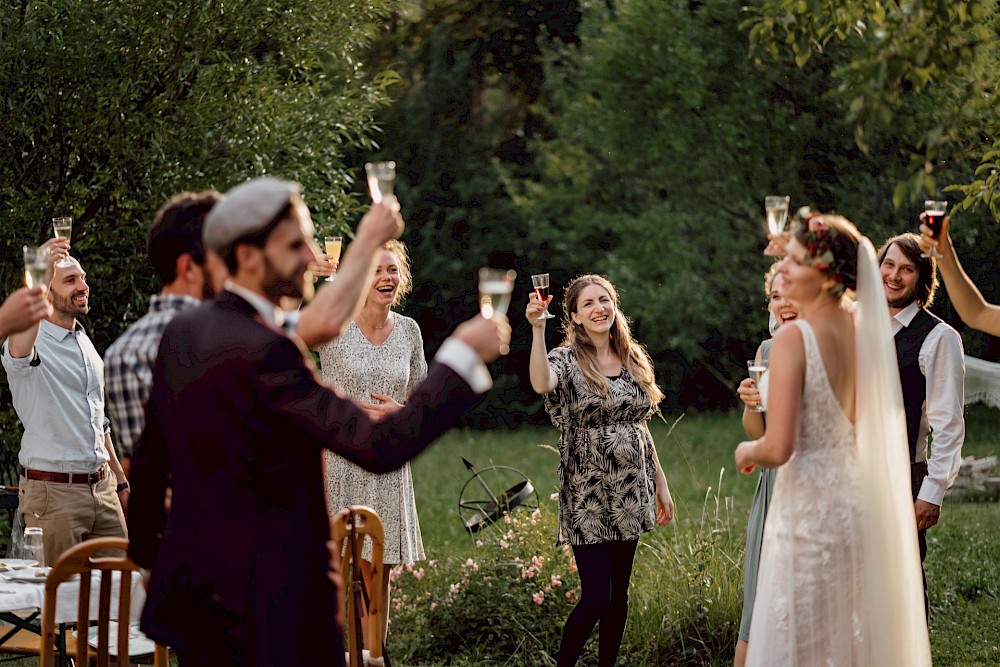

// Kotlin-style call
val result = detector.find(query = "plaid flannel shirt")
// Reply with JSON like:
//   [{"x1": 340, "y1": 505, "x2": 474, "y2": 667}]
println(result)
[{"x1": 104, "y1": 294, "x2": 200, "y2": 457}]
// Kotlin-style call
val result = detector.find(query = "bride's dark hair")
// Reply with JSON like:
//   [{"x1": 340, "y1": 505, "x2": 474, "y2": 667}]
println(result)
[{"x1": 793, "y1": 214, "x2": 862, "y2": 297}]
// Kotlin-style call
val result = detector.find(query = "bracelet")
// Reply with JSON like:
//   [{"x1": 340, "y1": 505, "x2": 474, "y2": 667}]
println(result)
[{"x1": 116, "y1": 481, "x2": 130, "y2": 493}]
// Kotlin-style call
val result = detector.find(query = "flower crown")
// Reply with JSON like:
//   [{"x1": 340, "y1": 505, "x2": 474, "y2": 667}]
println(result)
[{"x1": 796, "y1": 212, "x2": 854, "y2": 298}]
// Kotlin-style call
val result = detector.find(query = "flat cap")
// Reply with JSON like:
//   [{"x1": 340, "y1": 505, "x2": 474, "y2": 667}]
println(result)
[{"x1": 203, "y1": 177, "x2": 301, "y2": 253}]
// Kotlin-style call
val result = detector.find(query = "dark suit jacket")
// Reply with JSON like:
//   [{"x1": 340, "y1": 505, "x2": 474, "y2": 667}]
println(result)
[{"x1": 128, "y1": 291, "x2": 479, "y2": 666}]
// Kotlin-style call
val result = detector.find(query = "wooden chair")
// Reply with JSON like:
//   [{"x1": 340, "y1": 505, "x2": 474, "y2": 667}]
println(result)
[
  {"x1": 40, "y1": 537, "x2": 169, "y2": 667},
  {"x1": 332, "y1": 506, "x2": 387, "y2": 667}
]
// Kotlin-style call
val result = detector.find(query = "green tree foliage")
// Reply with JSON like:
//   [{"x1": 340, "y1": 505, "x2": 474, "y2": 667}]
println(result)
[
  {"x1": 515, "y1": 0, "x2": 1000, "y2": 406},
  {"x1": 0, "y1": 0, "x2": 401, "y2": 347},
  {"x1": 0, "y1": 0, "x2": 402, "y2": 476},
  {"x1": 363, "y1": 1, "x2": 582, "y2": 423},
  {"x1": 743, "y1": 0, "x2": 1000, "y2": 212}
]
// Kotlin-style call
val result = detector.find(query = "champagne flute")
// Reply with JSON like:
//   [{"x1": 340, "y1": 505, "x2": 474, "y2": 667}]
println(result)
[
  {"x1": 478, "y1": 268, "x2": 515, "y2": 321},
  {"x1": 365, "y1": 161, "x2": 396, "y2": 204},
  {"x1": 763, "y1": 195, "x2": 790, "y2": 257},
  {"x1": 52, "y1": 217, "x2": 73, "y2": 267},
  {"x1": 920, "y1": 200, "x2": 948, "y2": 259},
  {"x1": 324, "y1": 236, "x2": 343, "y2": 282},
  {"x1": 747, "y1": 359, "x2": 768, "y2": 413},
  {"x1": 23, "y1": 245, "x2": 50, "y2": 289},
  {"x1": 530, "y1": 273, "x2": 554, "y2": 320}
]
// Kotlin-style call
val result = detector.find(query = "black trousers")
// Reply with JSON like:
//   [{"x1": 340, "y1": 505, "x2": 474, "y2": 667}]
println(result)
[
  {"x1": 911, "y1": 461, "x2": 929, "y2": 620},
  {"x1": 557, "y1": 539, "x2": 638, "y2": 667}
]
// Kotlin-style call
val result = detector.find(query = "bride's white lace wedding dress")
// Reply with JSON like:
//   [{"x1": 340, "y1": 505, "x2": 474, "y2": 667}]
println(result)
[
  {"x1": 746, "y1": 320, "x2": 866, "y2": 664},
  {"x1": 747, "y1": 239, "x2": 931, "y2": 666}
]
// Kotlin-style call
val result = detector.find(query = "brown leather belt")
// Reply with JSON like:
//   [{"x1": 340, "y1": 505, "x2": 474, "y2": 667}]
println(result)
[{"x1": 20, "y1": 464, "x2": 108, "y2": 485}]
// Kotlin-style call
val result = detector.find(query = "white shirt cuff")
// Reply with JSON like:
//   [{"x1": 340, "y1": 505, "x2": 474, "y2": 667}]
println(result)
[
  {"x1": 435, "y1": 338, "x2": 492, "y2": 394},
  {"x1": 917, "y1": 478, "x2": 945, "y2": 506}
]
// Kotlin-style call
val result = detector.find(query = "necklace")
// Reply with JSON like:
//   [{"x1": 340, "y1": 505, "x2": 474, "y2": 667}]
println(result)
[{"x1": 358, "y1": 311, "x2": 392, "y2": 330}]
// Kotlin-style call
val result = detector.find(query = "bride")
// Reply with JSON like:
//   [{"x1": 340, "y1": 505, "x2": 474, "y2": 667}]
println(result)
[{"x1": 734, "y1": 214, "x2": 931, "y2": 666}]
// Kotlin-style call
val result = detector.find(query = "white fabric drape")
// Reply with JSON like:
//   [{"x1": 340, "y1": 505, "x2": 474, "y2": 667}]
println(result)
[
  {"x1": 964, "y1": 354, "x2": 1000, "y2": 409},
  {"x1": 855, "y1": 238, "x2": 932, "y2": 665}
]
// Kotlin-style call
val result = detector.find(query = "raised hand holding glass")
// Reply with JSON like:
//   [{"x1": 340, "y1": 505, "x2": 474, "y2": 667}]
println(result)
[{"x1": 530, "y1": 273, "x2": 554, "y2": 320}]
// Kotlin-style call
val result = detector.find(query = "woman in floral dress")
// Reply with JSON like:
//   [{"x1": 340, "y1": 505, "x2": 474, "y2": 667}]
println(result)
[
  {"x1": 318, "y1": 239, "x2": 425, "y2": 643},
  {"x1": 526, "y1": 274, "x2": 674, "y2": 667}
]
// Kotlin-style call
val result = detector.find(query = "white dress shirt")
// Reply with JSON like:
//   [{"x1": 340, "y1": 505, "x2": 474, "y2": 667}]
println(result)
[{"x1": 890, "y1": 302, "x2": 965, "y2": 505}]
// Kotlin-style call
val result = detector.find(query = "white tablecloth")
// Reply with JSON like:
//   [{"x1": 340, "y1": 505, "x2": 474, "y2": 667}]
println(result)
[{"x1": 0, "y1": 570, "x2": 145, "y2": 624}]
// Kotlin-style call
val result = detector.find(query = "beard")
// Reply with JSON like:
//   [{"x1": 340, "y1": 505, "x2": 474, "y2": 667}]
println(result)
[
  {"x1": 51, "y1": 289, "x2": 89, "y2": 318},
  {"x1": 887, "y1": 294, "x2": 916, "y2": 310},
  {"x1": 262, "y1": 255, "x2": 306, "y2": 301}
]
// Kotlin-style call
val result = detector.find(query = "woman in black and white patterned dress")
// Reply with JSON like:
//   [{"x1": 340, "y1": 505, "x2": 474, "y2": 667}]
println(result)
[
  {"x1": 317, "y1": 239, "x2": 424, "y2": 644},
  {"x1": 527, "y1": 274, "x2": 674, "y2": 667}
]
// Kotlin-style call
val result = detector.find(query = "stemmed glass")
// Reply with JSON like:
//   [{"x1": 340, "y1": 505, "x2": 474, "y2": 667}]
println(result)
[
  {"x1": 23, "y1": 245, "x2": 50, "y2": 289},
  {"x1": 478, "y1": 268, "x2": 515, "y2": 321},
  {"x1": 747, "y1": 359, "x2": 768, "y2": 413},
  {"x1": 479, "y1": 268, "x2": 515, "y2": 355},
  {"x1": 530, "y1": 273, "x2": 554, "y2": 320},
  {"x1": 52, "y1": 217, "x2": 73, "y2": 267},
  {"x1": 763, "y1": 195, "x2": 790, "y2": 257},
  {"x1": 920, "y1": 200, "x2": 948, "y2": 259},
  {"x1": 324, "y1": 236, "x2": 343, "y2": 282},
  {"x1": 365, "y1": 161, "x2": 396, "y2": 204}
]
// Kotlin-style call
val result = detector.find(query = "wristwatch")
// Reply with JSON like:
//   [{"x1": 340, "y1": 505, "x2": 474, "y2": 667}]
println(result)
[{"x1": 116, "y1": 481, "x2": 130, "y2": 493}]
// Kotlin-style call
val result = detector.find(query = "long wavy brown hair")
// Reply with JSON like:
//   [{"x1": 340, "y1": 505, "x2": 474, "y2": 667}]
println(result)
[{"x1": 559, "y1": 274, "x2": 664, "y2": 405}]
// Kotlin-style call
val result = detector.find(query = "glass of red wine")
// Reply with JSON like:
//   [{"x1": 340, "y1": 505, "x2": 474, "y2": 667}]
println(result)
[
  {"x1": 531, "y1": 273, "x2": 554, "y2": 320},
  {"x1": 921, "y1": 200, "x2": 948, "y2": 258}
]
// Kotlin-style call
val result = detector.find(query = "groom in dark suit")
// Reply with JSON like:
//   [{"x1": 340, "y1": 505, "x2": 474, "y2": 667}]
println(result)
[{"x1": 128, "y1": 177, "x2": 509, "y2": 667}]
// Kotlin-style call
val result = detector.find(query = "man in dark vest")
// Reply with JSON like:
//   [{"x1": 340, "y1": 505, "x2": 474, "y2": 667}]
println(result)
[{"x1": 878, "y1": 232, "x2": 965, "y2": 616}]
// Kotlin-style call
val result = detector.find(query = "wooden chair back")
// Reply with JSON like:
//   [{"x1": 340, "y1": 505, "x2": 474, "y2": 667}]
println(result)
[
  {"x1": 40, "y1": 537, "x2": 169, "y2": 667},
  {"x1": 332, "y1": 506, "x2": 387, "y2": 667}
]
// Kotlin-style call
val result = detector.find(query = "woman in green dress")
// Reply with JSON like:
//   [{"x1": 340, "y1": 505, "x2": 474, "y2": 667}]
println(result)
[{"x1": 733, "y1": 263, "x2": 799, "y2": 667}]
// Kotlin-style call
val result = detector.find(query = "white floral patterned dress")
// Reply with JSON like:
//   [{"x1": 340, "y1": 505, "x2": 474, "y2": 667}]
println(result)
[{"x1": 318, "y1": 316, "x2": 427, "y2": 564}]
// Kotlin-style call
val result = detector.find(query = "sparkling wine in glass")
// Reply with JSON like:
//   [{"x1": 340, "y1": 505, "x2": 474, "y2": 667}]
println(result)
[
  {"x1": 747, "y1": 359, "x2": 768, "y2": 413},
  {"x1": 23, "y1": 245, "x2": 50, "y2": 289},
  {"x1": 52, "y1": 217, "x2": 74, "y2": 267},
  {"x1": 478, "y1": 268, "x2": 516, "y2": 321},
  {"x1": 365, "y1": 161, "x2": 396, "y2": 204},
  {"x1": 324, "y1": 236, "x2": 343, "y2": 282},
  {"x1": 763, "y1": 196, "x2": 790, "y2": 257},
  {"x1": 921, "y1": 200, "x2": 948, "y2": 259},
  {"x1": 531, "y1": 273, "x2": 554, "y2": 320}
]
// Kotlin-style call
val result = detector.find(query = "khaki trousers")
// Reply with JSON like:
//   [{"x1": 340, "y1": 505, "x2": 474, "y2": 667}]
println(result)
[{"x1": 19, "y1": 470, "x2": 127, "y2": 565}]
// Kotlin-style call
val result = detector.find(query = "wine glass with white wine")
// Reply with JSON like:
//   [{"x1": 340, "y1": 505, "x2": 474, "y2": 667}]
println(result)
[
  {"x1": 23, "y1": 245, "x2": 50, "y2": 289},
  {"x1": 478, "y1": 268, "x2": 515, "y2": 320},
  {"x1": 52, "y1": 217, "x2": 73, "y2": 267},
  {"x1": 323, "y1": 236, "x2": 343, "y2": 282},
  {"x1": 763, "y1": 195, "x2": 790, "y2": 257},
  {"x1": 365, "y1": 162, "x2": 396, "y2": 204}
]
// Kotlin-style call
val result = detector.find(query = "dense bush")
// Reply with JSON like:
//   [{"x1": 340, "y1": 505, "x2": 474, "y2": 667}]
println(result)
[{"x1": 389, "y1": 479, "x2": 744, "y2": 666}]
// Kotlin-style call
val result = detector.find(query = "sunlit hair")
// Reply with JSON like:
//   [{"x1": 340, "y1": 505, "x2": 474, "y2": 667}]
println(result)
[
  {"x1": 378, "y1": 239, "x2": 412, "y2": 307},
  {"x1": 876, "y1": 232, "x2": 938, "y2": 308},
  {"x1": 559, "y1": 274, "x2": 664, "y2": 405},
  {"x1": 763, "y1": 260, "x2": 781, "y2": 300},
  {"x1": 792, "y1": 214, "x2": 862, "y2": 298}
]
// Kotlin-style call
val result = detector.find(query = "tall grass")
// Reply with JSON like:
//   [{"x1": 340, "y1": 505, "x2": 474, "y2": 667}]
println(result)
[{"x1": 398, "y1": 405, "x2": 1000, "y2": 666}]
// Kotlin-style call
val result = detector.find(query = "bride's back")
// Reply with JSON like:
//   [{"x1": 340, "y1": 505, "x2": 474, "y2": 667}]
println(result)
[{"x1": 806, "y1": 306, "x2": 857, "y2": 424}]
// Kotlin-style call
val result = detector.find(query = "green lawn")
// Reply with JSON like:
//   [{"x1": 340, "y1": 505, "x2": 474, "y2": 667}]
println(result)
[
  {"x1": 404, "y1": 404, "x2": 1000, "y2": 666},
  {"x1": 4, "y1": 407, "x2": 993, "y2": 666}
]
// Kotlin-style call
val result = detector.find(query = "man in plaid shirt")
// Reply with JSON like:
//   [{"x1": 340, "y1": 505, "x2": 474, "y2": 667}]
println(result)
[{"x1": 105, "y1": 191, "x2": 222, "y2": 476}]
